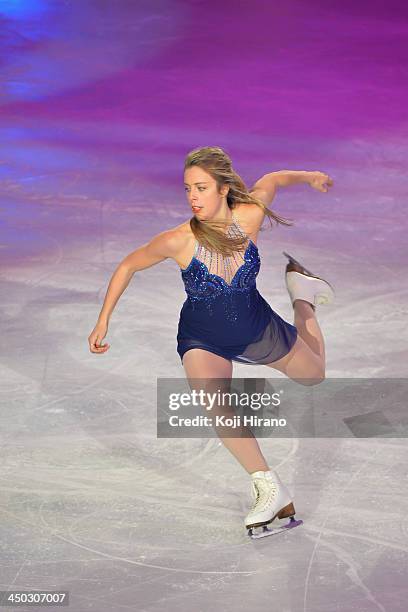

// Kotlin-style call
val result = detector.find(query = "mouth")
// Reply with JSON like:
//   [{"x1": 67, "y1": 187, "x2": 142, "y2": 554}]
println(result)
[{"x1": 191, "y1": 206, "x2": 202, "y2": 212}]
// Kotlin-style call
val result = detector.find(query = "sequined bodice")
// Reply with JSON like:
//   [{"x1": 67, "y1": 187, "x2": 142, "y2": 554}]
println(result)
[
  {"x1": 177, "y1": 212, "x2": 298, "y2": 361},
  {"x1": 180, "y1": 214, "x2": 261, "y2": 320}
]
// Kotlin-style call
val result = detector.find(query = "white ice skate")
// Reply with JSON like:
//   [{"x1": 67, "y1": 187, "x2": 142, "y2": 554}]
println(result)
[
  {"x1": 283, "y1": 251, "x2": 335, "y2": 309},
  {"x1": 245, "y1": 469, "x2": 303, "y2": 540}
]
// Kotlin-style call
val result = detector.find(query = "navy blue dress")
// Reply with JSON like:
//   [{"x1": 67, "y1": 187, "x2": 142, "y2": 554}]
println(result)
[{"x1": 177, "y1": 214, "x2": 298, "y2": 364}]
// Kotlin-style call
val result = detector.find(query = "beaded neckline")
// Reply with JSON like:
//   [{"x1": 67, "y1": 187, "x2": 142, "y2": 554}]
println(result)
[{"x1": 180, "y1": 213, "x2": 258, "y2": 287}]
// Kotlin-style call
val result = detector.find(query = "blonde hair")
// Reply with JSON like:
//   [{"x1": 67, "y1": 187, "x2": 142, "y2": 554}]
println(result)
[{"x1": 184, "y1": 146, "x2": 294, "y2": 256}]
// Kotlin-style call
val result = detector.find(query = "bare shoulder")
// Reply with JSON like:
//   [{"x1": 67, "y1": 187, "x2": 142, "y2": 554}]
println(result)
[
  {"x1": 162, "y1": 221, "x2": 194, "y2": 254},
  {"x1": 120, "y1": 221, "x2": 194, "y2": 274},
  {"x1": 233, "y1": 202, "x2": 266, "y2": 239},
  {"x1": 171, "y1": 221, "x2": 197, "y2": 268},
  {"x1": 151, "y1": 221, "x2": 196, "y2": 269},
  {"x1": 145, "y1": 221, "x2": 189, "y2": 254}
]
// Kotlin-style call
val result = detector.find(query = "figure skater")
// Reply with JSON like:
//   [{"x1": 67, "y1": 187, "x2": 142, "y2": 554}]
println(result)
[{"x1": 88, "y1": 146, "x2": 334, "y2": 539}]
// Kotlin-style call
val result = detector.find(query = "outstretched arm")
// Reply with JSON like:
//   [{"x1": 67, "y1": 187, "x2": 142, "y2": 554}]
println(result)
[
  {"x1": 251, "y1": 170, "x2": 333, "y2": 203},
  {"x1": 88, "y1": 229, "x2": 180, "y2": 354},
  {"x1": 272, "y1": 170, "x2": 333, "y2": 192},
  {"x1": 96, "y1": 230, "x2": 178, "y2": 326}
]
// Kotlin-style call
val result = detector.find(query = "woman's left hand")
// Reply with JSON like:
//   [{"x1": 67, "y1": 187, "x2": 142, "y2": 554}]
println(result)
[{"x1": 307, "y1": 171, "x2": 334, "y2": 192}]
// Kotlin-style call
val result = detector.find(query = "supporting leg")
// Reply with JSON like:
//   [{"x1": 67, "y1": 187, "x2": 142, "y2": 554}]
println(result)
[
  {"x1": 182, "y1": 348, "x2": 270, "y2": 474},
  {"x1": 216, "y1": 428, "x2": 270, "y2": 474}
]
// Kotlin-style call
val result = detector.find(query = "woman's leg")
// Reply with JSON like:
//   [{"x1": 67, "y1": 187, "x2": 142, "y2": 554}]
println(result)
[
  {"x1": 266, "y1": 300, "x2": 326, "y2": 384},
  {"x1": 294, "y1": 299, "x2": 325, "y2": 363},
  {"x1": 182, "y1": 348, "x2": 269, "y2": 473}
]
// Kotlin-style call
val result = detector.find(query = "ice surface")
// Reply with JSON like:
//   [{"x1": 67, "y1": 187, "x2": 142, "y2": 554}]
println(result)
[{"x1": 1, "y1": 0, "x2": 408, "y2": 610}]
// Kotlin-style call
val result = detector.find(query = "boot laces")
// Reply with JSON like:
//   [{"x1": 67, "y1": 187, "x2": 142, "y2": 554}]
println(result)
[{"x1": 251, "y1": 479, "x2": 278, "y2": 512}]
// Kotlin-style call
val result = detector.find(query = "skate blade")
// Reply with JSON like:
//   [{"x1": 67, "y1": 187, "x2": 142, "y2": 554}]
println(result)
[
  {"x1": 248, "y1": 517, "x2": 303, "y2": 540},
  {"x1": 282, "y1": 251, "x2": 316, "y2": 277}
]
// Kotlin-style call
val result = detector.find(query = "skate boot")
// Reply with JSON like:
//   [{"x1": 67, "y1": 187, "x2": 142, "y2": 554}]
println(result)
[
  {"x1": 283, "y1": 251, "x2": 335, "y2": 310},
  {"x1": 245, "y1": 469, "x2": 303, "y2": 539}
]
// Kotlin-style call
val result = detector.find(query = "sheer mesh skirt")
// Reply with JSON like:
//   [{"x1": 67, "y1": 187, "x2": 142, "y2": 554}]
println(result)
[{"x1": 177, "y1": 301, "x2": 298, "y2": 365}]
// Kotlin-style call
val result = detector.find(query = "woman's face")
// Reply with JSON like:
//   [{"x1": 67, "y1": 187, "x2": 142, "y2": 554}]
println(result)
[{"x1": 183, "y1": 166, "x2": 227, "y2": 220}]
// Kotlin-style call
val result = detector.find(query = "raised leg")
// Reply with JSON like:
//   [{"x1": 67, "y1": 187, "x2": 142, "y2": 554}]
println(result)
[
  {"x1": 281, "y1": 251, "x2": 332, "y2": 377},
  {"x1": 265, "y1": 323, "x2": 325, "y2": 385},
  {"x1": 293, "y1": 299, "x2": 326, "y2": 364}
]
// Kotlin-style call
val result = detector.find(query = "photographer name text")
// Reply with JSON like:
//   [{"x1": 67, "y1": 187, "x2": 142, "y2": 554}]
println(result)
[{"x1": 168, "y1": 415, "x2": 286, "y2": 428}]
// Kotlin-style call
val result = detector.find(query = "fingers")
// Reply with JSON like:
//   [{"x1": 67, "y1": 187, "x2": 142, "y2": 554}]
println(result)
[
  {"x1": 88, "y1": 335, "x2": 110, "y2": 354},
  {"x1": 311, "y1": 172, "x2": 334, "y2": 192},
  {"x1": 92, "y1": 343, "x2": 110, "y2": 353},
  {"x1": 320, "y1": 174, "x2": 334, "y2": 192}
]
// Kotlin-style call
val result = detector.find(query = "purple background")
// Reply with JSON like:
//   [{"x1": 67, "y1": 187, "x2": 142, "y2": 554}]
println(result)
[{"x1": 1, "y1": 2, "x2": 407, "y2": 611}]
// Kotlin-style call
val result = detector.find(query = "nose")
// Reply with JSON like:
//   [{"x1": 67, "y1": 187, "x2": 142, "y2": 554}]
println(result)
[{"x1": 188, "y1": 190, "x2": 198, "y2": 203}]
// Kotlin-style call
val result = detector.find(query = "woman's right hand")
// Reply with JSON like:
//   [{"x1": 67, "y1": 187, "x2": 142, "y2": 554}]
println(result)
[{"x1": 88, "y1": 321, "x2": 110, "y2": 354}]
